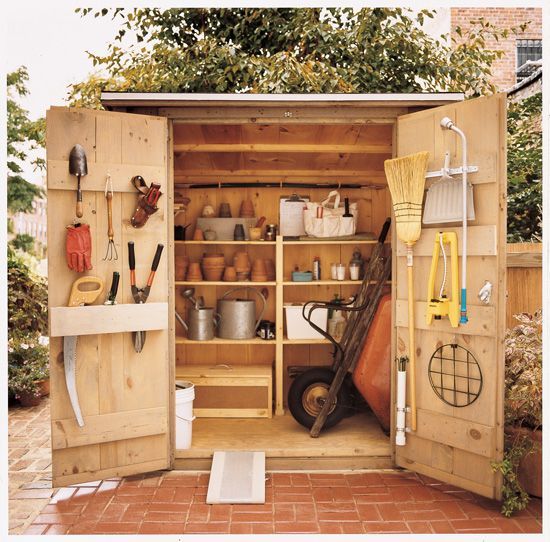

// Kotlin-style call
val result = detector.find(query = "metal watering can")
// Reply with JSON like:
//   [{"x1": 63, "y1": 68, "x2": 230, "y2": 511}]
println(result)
[
  {"x1": 217, "y1": 287, "x2": 266, "y2": 339},
  {"x1": 176, "y1": 307, "x2": 220, "y2": 341}
]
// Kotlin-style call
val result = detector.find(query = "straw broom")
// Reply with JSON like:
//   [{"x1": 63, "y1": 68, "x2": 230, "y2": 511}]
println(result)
[{"x1": 384, "y1": 151, "x2": 429, "y2": 432}]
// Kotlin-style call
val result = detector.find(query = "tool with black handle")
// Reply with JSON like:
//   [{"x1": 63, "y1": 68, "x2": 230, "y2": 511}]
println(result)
[
  {"x1": 104, "y1": 272, "x2": 120, "y2": 305},
  {"x1": 128, "y1": 242, "x2": 164, "y2": 352},
  {"x1": 343, "y1": 197, "x2": 353, "y2": 218}
]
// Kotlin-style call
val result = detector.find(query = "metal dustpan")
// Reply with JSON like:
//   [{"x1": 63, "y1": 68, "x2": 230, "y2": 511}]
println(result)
[{"x1": 423, "y1": 153, "x2": 475, "y2": 224}]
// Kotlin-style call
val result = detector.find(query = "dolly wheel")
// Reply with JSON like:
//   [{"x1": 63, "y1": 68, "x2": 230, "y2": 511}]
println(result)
[{"x1": 288, "y1": 368, "x2": 351, "y2": 430}]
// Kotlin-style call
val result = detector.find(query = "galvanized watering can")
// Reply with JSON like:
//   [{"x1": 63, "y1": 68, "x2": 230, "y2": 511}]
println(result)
[
  {"x1": 176, "y1": 307, "x2": 220, "y2": 341},
  {"x1": 217, "y1": 287, "x2": 266, "y2": 339}
]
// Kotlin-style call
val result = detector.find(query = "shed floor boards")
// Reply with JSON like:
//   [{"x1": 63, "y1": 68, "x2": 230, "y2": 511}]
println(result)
[{"x1": 174, "y1": 411, "x2": 392, "y2": 471}]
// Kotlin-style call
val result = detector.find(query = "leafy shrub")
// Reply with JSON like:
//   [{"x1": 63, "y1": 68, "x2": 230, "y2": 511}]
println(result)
[
  {"x1": 507, "y1": 93, "x2": 542, "y2": 242},
  {"x1": 492, "y1": 311, "x2": 542, "y2": 516},
  {"x1": 10, "y1": 233, "x2": 36, "y2": 254},
  {"x1": 7, "y1": 246, "x2": 48, "y2": 338},
  {"x1": 8, "y1": 334, "x2": 49, "y2": 398},
  {"x1": 504, "y1": 311, "x2": 542, "y2": 430},
  {"x1": 492, "y1": 437, "x2": 532, "y2": 517}
]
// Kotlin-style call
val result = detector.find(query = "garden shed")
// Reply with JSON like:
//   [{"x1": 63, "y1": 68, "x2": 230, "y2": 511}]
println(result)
[{"x1": 46, "y1": 92, "x2": 507, "y2": 500}]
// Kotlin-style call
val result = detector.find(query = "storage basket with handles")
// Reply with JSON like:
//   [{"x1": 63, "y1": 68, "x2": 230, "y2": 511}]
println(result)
[{"x1": 303, "y1": 190, "x2": 358, "y2": 238}]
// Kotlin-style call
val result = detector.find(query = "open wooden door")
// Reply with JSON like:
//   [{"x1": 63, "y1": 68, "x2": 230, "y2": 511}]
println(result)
[
  {"x1": 392, "y1": 94, "x2": 507, "y2": 499},
  {"x1": 46, "y1": 107, "x2": 173, "y2": 486}
]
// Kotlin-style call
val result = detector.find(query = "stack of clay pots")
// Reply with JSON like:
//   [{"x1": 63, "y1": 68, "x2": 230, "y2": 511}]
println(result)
[
  {"x1": 202, "y1": 253, "x2": 225, "y2": 281},
  {"x1": 186, "y1": 262, "x2": 203, "y2": 281},
  {"x1": 234, "y1": 251, "x2": 251, "y2": 281},
  {"x1": 239, "y1": 199, "x2": 255, "y2": 218},
  {"x1": 175, "y1": 255, "x2": 189, "y2": 281},
  {"x1": 223, "y1": 266, "x2": 237, "y2": 281},
  {"x1": 251, "y1": 259, "x2": 268, "y2": 282},
  {"x1": 265, "y1": 259, "x2": 275, "y2": 281}
]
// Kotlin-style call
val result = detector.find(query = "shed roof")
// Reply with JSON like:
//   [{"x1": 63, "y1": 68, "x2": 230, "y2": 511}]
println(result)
[{"x1": 101, "y1": 92, "x2": 464, "y2": 108}]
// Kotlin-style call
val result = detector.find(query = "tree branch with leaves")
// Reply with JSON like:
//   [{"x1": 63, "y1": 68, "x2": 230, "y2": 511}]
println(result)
[
  {"x1": 7, "y1": 67, "x2": 45, "y2": 214},
  {"x1": 69, "y1": 8, "x2": 528, "y2": 108}
]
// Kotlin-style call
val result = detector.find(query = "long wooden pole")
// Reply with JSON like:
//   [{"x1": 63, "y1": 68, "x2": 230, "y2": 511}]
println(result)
[{"x1": 407, "y1": 244, "x2": 417, "y2": 431}]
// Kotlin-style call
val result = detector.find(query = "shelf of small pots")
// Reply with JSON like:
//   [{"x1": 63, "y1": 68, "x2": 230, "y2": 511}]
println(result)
[
  {"x1": 491, "y1": 311, "x2": 542, "y2": 517},
  {"x1": 8, "y1": 334, "x2": 50, "y2": 408}
]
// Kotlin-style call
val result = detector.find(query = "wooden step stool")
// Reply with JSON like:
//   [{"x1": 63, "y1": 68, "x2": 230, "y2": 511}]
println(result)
[{"x1": 176, "y1": 365, "x2": 273, "y2": 418}]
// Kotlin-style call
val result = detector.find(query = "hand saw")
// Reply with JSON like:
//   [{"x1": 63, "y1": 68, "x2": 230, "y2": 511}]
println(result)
[{"x1": 63, "y1": 276, "x2": 104, "y2": 426}]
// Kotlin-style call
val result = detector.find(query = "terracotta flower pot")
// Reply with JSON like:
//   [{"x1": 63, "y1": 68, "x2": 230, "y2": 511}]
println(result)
[
  {"x1": 186, "y1": 262, "x2": 203, "y2": 281},
  {"x1": 505, "y1": 426, "x2": 542, "y2": 498},
  {"x1": 265, "y1": 259, "x2": 275, "y2": 281},
  {"x1": 252, "y1": 259, "x2": 267, "y2": 275},
  {"x1": 193, "y1": 228, "x2": 204, "y2": 241},
  {"x1": 18, "y1": 391, "x2": 42, "y2": 407},
  {"x1": 239, "y1": 199, "x2": 255, "y2": 218},
  {"x1": 223, "y1": 266, "x2": 237, "y2": 282},
  {"x1": 175, "y1": 256, "x2": 189, "y2": 281},
  {"x1": 234, "y1": 251, "x2": 251, "y2": 273},
  {"x1": 36, "y1": 379, "x2": 50, "y2": 397},
  {"x1": 202, "y1": 254, "x2": 225, "y2": 266}
]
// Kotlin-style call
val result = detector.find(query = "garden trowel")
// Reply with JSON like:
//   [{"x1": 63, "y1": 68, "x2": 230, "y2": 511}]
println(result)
[
  {"x1": 63, "y1": 276, "x2": 104, "y2": 427},
  {"x1": 69, "y1": 144, "x2": 88, "y2": 218}
]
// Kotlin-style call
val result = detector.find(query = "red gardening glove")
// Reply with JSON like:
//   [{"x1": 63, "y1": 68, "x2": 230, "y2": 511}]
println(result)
[{"x1": 66, "y1": 223, "x2": 93, "y2": 273}]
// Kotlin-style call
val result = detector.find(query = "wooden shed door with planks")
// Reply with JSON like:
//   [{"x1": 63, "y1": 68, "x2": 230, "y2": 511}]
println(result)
[
  {"x1": 393, "y1": 94, "x2": 507, "y2": 499},
  {"x1": 46, "y1": 107, "x2": 172, "y2": 487}
]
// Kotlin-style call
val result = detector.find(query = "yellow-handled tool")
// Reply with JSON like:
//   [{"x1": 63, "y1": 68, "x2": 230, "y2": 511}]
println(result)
[
  {"x1": 68, "y1": 276, "x2": 104, "y2": 307},
  {"x1": 426, "y1": 231, "x2": 459, "y2": 328}
]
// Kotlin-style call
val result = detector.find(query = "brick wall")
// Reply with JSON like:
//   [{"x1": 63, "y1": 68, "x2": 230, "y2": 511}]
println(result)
[{"x1": 450, "y1": 8, "x2": 542, "y2": 90}]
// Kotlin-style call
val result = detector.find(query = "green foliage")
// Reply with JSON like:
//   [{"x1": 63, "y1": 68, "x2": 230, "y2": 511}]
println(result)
[
  {"x1": 7, "y1": 246, "x2": 48, "y2": 338},
  {"x1": 504, "y1": 311, "x2": 542, "y2": 430},
  {"x1": 8, "y1": 334, "x2": 49, "y2": 399},
  {"x1": 10, "y1": 233, "x2": 36, "y2": 254},
  {"x1": 507, "y1": 92, "x2": 542, "y2": 242},
  {"x1": 7, "y1": 67, "x2": 45, "y2": 213},
  {"x1": 491, "y1": 311, "x2": 543, "y2": 516},
  {"x1": 491, "y1": 434, "x2": 532, "y2": 517},
  {"x1": 70, "y1": 8, "x2": 528, "y2": 108}
]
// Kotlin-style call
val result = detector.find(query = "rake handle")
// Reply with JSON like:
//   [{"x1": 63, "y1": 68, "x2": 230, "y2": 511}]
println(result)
[
  {"x1": 407, "y1": 244, "x2": 417, "y2": 432},
  {"x1": 106, "y1": 191, "x2": 114, "y2": 239}
]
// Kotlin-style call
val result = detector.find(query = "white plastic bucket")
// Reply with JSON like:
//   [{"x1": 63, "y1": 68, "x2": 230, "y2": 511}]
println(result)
[
  {"x1": 175, "y1": 381, "x2": 195, "y2": 449},
  {"x1": 284, "y1": 304, "x2": 328, "y2": 339}
]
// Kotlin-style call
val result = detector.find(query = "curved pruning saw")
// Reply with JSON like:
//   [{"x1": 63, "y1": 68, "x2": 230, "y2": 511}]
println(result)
[{"x1": 63, "y1": 276, "x2": 104, "y2": 427}]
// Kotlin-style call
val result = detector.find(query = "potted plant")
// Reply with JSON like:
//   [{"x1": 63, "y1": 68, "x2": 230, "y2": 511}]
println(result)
[
  {"x1": 492, "y1": 311, "x2": 542, "y2": 516},
  {"x1": 8, "y1": 335, "x2": 50, "y2": 407}
]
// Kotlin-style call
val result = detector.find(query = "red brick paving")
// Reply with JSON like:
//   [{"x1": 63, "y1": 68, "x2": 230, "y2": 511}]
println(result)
[
  {"x1": 18, "y1": 469, "x2": 541, "y2": 535},
  {"x1": 9, "y1": 397, "x2": 543, "y2": 536}
]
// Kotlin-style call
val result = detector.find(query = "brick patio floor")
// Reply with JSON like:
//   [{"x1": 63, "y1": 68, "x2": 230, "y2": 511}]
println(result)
[{"x1": 9, "y1": 398, "x2": 543, "y2": 536}]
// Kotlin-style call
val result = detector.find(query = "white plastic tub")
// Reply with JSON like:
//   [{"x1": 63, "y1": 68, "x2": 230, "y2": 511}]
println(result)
[
  {"x1": 284, "y1": 304, "x2": 328, "y2": 340},
  {"x1": 175, "y1": 381, "x2": 195, "y2": 449}
]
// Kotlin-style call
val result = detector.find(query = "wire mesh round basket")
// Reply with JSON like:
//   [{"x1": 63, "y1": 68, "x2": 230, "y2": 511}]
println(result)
[{"x1": 428, "y1": 344, "x2": 483, "y2": 407}]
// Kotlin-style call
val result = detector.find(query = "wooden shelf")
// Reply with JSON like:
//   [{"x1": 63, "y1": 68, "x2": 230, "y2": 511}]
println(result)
[
  {"x1": 282, "y1": 337, "x2": 331, "y2": 344},
  {"x1": 176, "y1": 240, "x2": 276, "y2": 245},
  {"x1": 283, "y1": 280, "x2": 363, "y2": 286},
  {"x1": 175, "y1": 281, "x2": 276, "y2": 286},
  {"x1": 173, "y1": 143, "x2": 392, "y2": 154},
  {"x1": 49, "y1": 302, "x2": 168, "y2": 338},
  {"x1": 176, "y1": 336, "x2": 275, "y2": 345},
  {"x1": 283, "y1": 280, "x2": 392, "y2": 286},
  {"x1": 283, "y1": 239, "x2": 378, "y2": 245}
]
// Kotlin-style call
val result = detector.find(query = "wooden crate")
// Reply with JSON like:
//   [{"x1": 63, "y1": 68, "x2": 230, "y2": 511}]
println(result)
[{"x1": 176, "y1": 365, "x2": 273, "y2": 418}]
